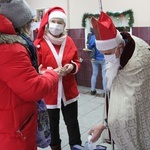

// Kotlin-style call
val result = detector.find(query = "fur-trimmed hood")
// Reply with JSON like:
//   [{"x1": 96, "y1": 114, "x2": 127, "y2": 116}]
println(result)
[
  {"x1": 0, "y1": 34, "x2": 27, "y2": 45},
  {"x1": 120, "y1": 32, "x2": 135, "y2": 69}
]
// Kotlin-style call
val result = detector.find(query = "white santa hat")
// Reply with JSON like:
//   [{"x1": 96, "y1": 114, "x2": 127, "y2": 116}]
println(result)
[
  {"x1": 49, "y1": 10, "x2": 67, "y2": 24},
  {"x1": 34, "y1": 6, "x2": 67, "y2": 46},
  {"x1": 91, "y1": 11, "x2": 123, "y2": 51}
]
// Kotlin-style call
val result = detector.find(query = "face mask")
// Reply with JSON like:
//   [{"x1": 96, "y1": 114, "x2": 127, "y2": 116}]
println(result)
[
  {"x1": 49, "y1": 22, "x2": 64, "y2": 36},
  {"x1": 104, "y1": 47, "x2": 119, "y2": 64}
]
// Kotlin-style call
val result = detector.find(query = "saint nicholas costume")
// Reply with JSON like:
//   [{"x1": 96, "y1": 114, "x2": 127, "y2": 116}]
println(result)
[{"x1": 92, "y1": 11, "x2": 150, "y2": 150}]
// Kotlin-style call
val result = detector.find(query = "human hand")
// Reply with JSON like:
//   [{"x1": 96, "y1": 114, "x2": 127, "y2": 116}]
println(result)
[
  {"x1": 88, "y1": 124, "x2": 105, "y2": 143},
  {"x1": 53, "y1": 66, "x2": 67, "y2": 76},
  {"x1": 38, "y1": 64, "x2": 46, "y2": 75},
  {"x1": 60, "y1": 67, "x2": 67, "y2": 76},
  {"x1": 63, "y1": 64, "x2": 74, "y2": 74},
  {"x1": 39, "y1": 64, "x2": 54, "y2": 75},
  {"x1": 53, "y1": 67, "x2": 62, "y2": 76}
]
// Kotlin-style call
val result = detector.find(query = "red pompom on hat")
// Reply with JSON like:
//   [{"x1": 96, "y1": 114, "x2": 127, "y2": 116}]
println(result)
[
  {"x1": 91, "y1": 11, "x2": 123, "y2": 51},
  {"x1": 34, "y1": 6, "x2": 67, "y2": 47}
]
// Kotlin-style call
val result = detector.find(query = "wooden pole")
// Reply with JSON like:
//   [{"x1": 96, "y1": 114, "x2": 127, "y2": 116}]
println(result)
[{"x1": 98, "y1": 0, "x2": 103, "y2": 12}]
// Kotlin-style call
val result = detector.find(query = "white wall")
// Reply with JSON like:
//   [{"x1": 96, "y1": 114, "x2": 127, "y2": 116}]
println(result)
[
  {"x1": 26, "y1": 0, "x2": 150, "y2": 28},
  {"x1": 102, "y1": 0, "x2": 150, "y2": 27}
]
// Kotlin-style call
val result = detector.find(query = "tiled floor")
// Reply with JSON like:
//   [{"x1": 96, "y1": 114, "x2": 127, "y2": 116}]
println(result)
[{"x1": 38, "y1": 86, "x2": 115, "y2": 150}]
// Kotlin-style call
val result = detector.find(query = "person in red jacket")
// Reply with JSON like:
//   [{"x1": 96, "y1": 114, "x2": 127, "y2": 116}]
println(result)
[
  {"x1": 0, "y1": 0, "x2": 60, "y2": 150},
  {"x1": 34, "y1": 6, "x2": 82, "y2": 150}
]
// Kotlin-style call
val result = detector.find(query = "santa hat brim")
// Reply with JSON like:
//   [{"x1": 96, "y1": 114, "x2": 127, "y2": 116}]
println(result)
[
  {"x1": 34, "y1": 6, "x2": 66, "y2": 47},
  {"x1": 49, "y1": 11, "x2": 67, "y2": 24},
  {"x1": 95, "y1": 30, "x2": 123, "y2": 50}
]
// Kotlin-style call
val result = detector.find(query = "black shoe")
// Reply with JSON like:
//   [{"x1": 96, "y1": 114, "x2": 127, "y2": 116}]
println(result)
[{"x1": 91, "y1": 90, "x2": 97, "y2": 95}]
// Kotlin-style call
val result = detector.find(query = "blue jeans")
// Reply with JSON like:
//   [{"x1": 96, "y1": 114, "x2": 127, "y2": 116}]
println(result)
[{"x1": 91, "y1": 59, "x2": 106, "y2": 91}]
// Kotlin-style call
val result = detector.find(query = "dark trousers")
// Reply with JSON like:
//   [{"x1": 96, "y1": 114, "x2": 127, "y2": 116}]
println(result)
[{"x1": 47, "y1": 100, "x2": 82, "y2": 147}]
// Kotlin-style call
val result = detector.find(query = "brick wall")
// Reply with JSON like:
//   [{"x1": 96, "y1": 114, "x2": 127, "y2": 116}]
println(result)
[{"x1": 68, "y1": 28, "x2": 103, "y2": 89}]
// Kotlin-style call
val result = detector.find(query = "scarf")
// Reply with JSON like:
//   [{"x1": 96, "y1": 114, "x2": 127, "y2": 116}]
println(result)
[
  {"x1": 44, "y1": 32, "x2": 66, "y2": 45},
  {"x1": 20, "y1": 34, "x2": 38, "y2": 72}
]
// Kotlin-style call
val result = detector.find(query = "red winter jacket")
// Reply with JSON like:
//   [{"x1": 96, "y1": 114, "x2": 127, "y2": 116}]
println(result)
[{"x1": 0, "y1": 14, "x2": 58, "y2": 150}]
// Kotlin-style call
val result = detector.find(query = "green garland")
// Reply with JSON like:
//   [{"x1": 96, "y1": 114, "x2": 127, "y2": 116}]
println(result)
[{"x1": 82, "y1": 9, "x2": 134, "y2": 27}]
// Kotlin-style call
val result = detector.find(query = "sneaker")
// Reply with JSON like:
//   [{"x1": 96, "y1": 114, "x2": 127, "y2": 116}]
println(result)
[{"x1": 91, "y1": 90, "x2": 97, "y2": 95}]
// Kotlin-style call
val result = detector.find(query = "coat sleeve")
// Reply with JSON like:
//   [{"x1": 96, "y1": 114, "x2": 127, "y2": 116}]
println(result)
[
  {"x1": 67, "y1": 37, "x2": 81, "y2": 74},
  {"x1": 0, "y1": 43, "x2": 58, "y2": 101},
  {"x1": 87, "y1": 35, "x2": 95, "y2": 49}
]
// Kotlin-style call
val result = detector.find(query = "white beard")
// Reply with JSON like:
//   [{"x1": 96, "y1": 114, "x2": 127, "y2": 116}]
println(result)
[{"x1": 105, "y1": 59, "x2": 120, "y2": 91}]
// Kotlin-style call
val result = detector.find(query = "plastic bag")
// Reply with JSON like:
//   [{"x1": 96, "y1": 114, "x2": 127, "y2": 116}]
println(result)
[
  {"x1": 72, "y1": 144, "x2": 106, "y2": 150},
  {"x1": 36, "y1": 99, "x2": 51, "y2": 148},
  {"x1": 72, "y1": 135, "x2": 107, "y2": 150}
]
